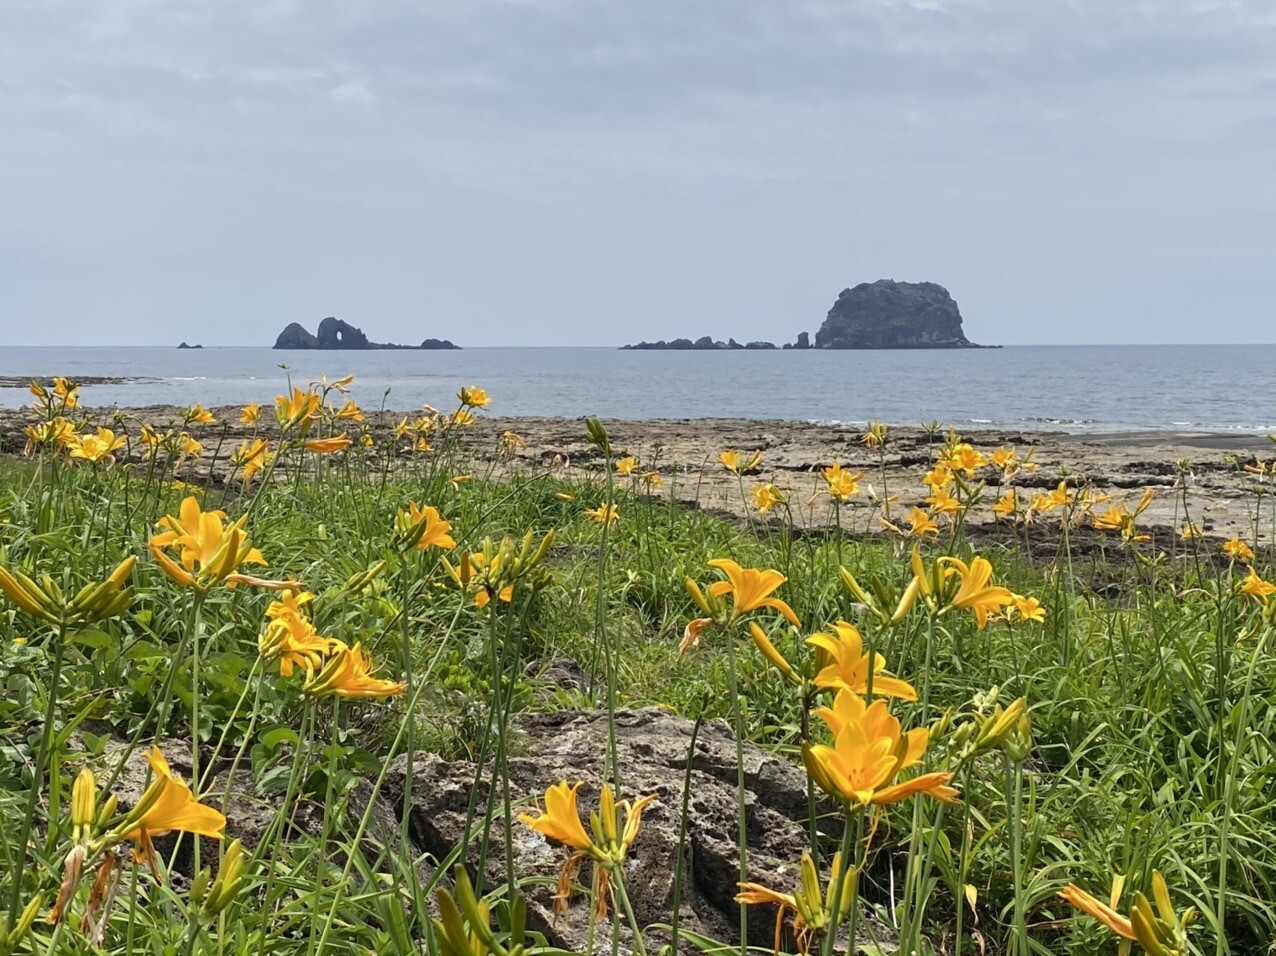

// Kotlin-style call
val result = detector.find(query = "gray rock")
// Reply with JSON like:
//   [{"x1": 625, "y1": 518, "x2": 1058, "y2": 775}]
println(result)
[
  {"x1": 386, "y1": 708, "x2": 890, "y2": 955},
  {"x1": 273, "y1": 322, "x2": 319, "y2": 349},
  {"x1": 815, "y1": 279, "x2": 984, "y2": 349},
  {"x1": 316, "y1": 316, "x2": 370, "y2": 349}
]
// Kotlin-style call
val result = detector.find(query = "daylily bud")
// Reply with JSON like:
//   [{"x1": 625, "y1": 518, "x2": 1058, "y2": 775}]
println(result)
[
  {"x1": 685, "y1": 577, "x2": 712, "y2": 615},
  {"x1": 891, "y1": 577, "x2": 921, "y2": 624},
  {"x1": 71, "y1": 768, "x2": 98, "y2": 842},
  {"x1": 0, "y1": 892, "x2": 44, "y2": 951},
  {"x1": 837, "y1": 567, "x2": 875, "y2": 608},
  {"x1": 748, "y1": 623, "x2": 797, "y2": 681},
  {"x1": 202, "y1": 840, "x2": 247, "y2": 917},
  {"x1": 189, "y1": 866, "x2": 212, "y2": 909},
  {"x1": 975, "y1": 697, "x2": 1028, "y2": 754}
]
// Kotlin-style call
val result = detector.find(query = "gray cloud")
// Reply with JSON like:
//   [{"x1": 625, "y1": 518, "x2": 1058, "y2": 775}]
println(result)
[{"x1": 3, "y1": 0, "x2": 1275, "y2": 345}]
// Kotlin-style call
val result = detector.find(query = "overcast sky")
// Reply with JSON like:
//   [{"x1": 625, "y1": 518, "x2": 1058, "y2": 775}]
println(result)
[{"x1": 3, "y1": 0, "x2": 1274, "y2": 347}]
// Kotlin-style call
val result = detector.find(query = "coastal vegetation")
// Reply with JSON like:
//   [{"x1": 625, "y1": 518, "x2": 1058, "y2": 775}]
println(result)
[{"x1": 1, "y1": 375, "x2": 1273, "y2": 955}]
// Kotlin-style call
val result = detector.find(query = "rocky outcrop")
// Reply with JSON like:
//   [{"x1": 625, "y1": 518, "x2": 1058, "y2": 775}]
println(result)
[
  {"x1": 815, "y1": 280, "x2": 982, "y2": 349},
  {"x1": 621, "y1": 338, "x2": 775, "y2": 350},
  {"x1": 273, "y1": 322, "x2": 319, "y2": 349},
  {"x1": 316, "y1": 316, "x2": 369, "y2": 349},
  {"x1": 177, "y1": 342, "x2": 203, "y2": 349},
  {"x1": 386, "y1": 707, "x2": 889, "y2": 955},
  {"x1": 782, "y1": 332, "x2": 811, "y2": 350},
  {"x1": 271, "y1": 318, "x2": 462, "y2": 350}
]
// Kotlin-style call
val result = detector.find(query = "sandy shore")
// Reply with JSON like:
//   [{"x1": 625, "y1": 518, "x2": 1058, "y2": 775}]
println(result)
[{"x1": 3, "y1": 405, "x2": 1272, "y2": 547}]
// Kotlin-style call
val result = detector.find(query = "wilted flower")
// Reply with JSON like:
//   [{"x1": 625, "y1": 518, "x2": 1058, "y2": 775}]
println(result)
[{"x1": 518, "y1": 781, "x2": 657, "y2": 919}]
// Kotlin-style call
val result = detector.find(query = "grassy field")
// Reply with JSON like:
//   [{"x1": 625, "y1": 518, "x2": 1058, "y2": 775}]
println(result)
[{"x1": 0, "y1": 376, "x2": 1273, "y2": 955}]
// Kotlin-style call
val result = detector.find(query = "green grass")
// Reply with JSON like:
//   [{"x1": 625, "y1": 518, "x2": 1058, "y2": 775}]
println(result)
[{"x1": 0, "y1": 394, "x2": 1272, "y2": 955}]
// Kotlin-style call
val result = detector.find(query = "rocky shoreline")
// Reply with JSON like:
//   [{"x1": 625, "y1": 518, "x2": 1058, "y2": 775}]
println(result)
[{"x1": 1, "y1": 404, "x2": 1270, "y2": 545}]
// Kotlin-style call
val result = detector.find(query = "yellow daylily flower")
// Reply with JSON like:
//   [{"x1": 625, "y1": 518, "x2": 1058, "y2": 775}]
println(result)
[
  {"x1": 304, "y1": 434, "x2": 352, "y2": 454},
  {"x1": 719, "y1": 449, "x2": 763, "y2": 475},
  {"x1": 22, "y1": 417, "x2": 77, "y2": 456},
  {"x1": 940, "y1": 556, "x2": 1014, "y2": 628},
  {"x1": 806, "y1": 621, "x2": 917, "y2": 700},
  {"x1": 803, "y1": 690, "x2": 957, "y2": 808},
  {"x1": 993, "y1": 490, "x2": 1019, "y2": 521},
  {"x1": 114, "y1": 747, "x2": 226, "y2": 850},
  {"x1": 706, "y1": 558, "x2": 801, "y2": 627},
  {"x1": 177, "y1": 432, "x2": 203, "y2": 457},
  {"x1": 301, "y1": 643, "x2": 406, "y2": 699},
  {"x1": 185, "y1": 403, "x2": 215, "y2": 425},
  {"x1": 1221, "y1": 537, "x2": 1255, "y2": 563},
  {"x1": 880, "y1": 506, "x2": 939, "y2": 538},
  {"x1": 239, "y1": 403, "x2": 261, "y2": 424},
  {"x1": 149, "y1": 496, "x2": 284, "y2": 593},
  {"x1": 518, "y1": 781, "x2": 657, "y2": 919},
  {"x1": 583, "y1": 504, "x2": 619, "y2": 525},
  {"x1": 457, "y1": 386, "x2": 491, "y2": 408},
  {"x1": 736, "y1": 851, "x2": 851, "y2": 956},
  {"x1": 861, "y1": 420, "x2": 888, "y2": 450},
  {"x1": 614, "y1": 456, "x2": 639, "y2": 476},
  {"x1": 275, "y1": 387, "x2": 321, "y2": 432},
  {"x1": 1239, "y1": 566, "x2": 1276, "y2": 600},
  {"x1": 231, "y1": 438, "x2": 272, "y2": 484},
  {"x1": 822, "y1": 463, "x2": 864, "y2": 503},
  {"x1": 1008, "y1": 594, "x2": 1046, "y2": 623},
  {"x1": 67, "y1": 428, "x2": 127, "y2": 465},
  {"x1": 334, "y1": 399, "x2": 364, "y2": 421},
  {"x1": 752, "y1": 483, "x2": 787, "y2": 515},
  {"x1": 258, "y1": 612, "x2": 342, "y2": 677},
  {"x1": 397, "y1": 502, "x2": 457, "y2": 551}
]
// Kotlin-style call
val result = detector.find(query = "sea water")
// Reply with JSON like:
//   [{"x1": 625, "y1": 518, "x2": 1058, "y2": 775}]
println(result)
[{"x1": 0, "y1": 344, "x2": 1273, "y2": 434}]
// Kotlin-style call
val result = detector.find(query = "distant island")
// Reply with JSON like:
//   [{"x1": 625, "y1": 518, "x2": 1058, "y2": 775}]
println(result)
[
  {"x1": 177, "y1": 342, "x2": 204, "y2": 349},
  {"x1": 622, "y1": 336, "x2": 780, "y2": 351},
  {"x1": 273, "y1": 316, "x2": 460, "y2": 350},
  {"x1": 621, "y1": 280, "x2": 991, "y2": 350}
]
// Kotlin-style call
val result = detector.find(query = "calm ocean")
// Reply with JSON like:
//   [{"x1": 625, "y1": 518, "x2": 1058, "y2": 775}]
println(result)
[{"x1": 1, "y1": 345, "x2": 1273, "y2": 434}]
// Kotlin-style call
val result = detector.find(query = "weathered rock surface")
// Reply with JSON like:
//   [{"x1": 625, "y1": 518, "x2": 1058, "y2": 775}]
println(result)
[
  {"x1": 815, "y1": 280, "x2": 982, "y2": 349},
  {"x1": 386, "y1": 707, "x2": 886, "y2": 955},
  {"x1": 783, "y1": 332, "x2": 811, "y2": 350}
]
